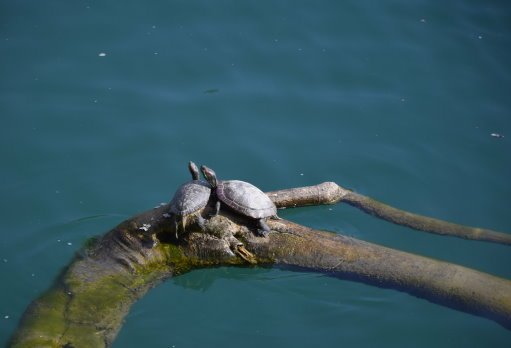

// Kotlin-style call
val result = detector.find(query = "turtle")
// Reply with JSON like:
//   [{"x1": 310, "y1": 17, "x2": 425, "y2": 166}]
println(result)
[
  {"x1": 200, "y1": 165, "x2": 278, "y2": 236},
  {"x1": 168, "y1": 161, "x2": 211, "y2": 238}
]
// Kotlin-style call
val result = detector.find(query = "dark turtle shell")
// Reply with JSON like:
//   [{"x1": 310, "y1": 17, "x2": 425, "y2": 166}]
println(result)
[
  {"x1": 216, "y1": 180, "x2": 276, "y2": 219},
  {"x1": 169, "y1": 180, "x2": 211, "y2": 216}
]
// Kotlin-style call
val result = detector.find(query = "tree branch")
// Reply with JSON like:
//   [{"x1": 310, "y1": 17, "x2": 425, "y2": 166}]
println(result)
[{"x1": 267, "y1": 182, "x2": 511, "y2": 246}]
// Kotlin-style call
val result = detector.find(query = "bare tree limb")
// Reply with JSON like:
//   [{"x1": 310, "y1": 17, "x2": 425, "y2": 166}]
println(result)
[{"x1": 267, "y1": 182, "x2": 511, "y2": 246}]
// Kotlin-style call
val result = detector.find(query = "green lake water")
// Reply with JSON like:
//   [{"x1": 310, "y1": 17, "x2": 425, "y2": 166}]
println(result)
[{"x1": 1, "y1": 1, "x2": 511, "y2": 347}]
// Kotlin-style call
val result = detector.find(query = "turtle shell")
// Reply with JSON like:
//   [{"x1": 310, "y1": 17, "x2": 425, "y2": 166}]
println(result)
[
  {"x1": 216, "y1": 180, "x2": 276, "y2": 219},
  {"x1": 169, "y1": 180, "x2": 211, "y2": 216}
]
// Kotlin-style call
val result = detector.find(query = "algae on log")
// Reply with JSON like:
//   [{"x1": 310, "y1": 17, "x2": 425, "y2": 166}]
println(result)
[
  {"x1": 10, "y1": 184, "x2": 511, "y2": 347},
  {"x1": 9, "y1": 205, "x2": 249, "y2": 348}
]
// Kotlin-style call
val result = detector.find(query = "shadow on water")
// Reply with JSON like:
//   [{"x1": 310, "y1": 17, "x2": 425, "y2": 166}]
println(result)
[
  {"x1": 171, "y1": 265, "x2": 324, "y2": 292},
  {"x1": 171, "y1": 266, "x2": 272, "y2": 292}
]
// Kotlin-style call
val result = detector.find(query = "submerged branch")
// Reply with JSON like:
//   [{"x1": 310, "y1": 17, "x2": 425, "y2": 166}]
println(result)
[
  {"x1": 10, "y1": 183, "x2": 511, "y2": 347},
  {"x1": 255, "y1": 219, "x2": 511, "y2": 329},
  {"x1": 267, "y1": 182, "x2": 511, "y2": 246}
]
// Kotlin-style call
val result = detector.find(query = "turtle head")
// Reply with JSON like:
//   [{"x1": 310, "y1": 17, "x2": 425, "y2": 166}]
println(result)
[
  {"x1": 188, "y1": 161, "x2": 200, "y2": 180},
  {"x1": 200, "y1": 165, "x2": 218, "y2": 188}
]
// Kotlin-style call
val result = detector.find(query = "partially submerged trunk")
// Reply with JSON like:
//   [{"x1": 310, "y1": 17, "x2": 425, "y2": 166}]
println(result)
[{"x1": 9, "y1": 183, "x2": 511, "y2": 347}]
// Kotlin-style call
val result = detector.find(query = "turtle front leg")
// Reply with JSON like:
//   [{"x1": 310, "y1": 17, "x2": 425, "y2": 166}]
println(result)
[
  {"x1": 210, "y1": 200, "x2": 221, "y2": 217},
  {"x1": 256, "y1": 219, "x2": 271, "y2": 237},
  {"x1": 196, "y1": 214, "x2": 206, "y2": 231}
]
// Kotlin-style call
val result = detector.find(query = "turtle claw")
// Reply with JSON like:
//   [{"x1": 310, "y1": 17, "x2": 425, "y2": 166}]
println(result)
[
  {"x1": 256, "y1": 229, "x2": 269, "y2": 237},
  {"x1": 196, "y1": 214, "x2": 206, "y2": 230},
  {"x1": 256, "y1": 219, "x2": 271, "y2": 237}
]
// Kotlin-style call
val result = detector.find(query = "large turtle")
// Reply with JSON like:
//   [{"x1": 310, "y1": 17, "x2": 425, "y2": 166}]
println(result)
[
  {"x1": 200, "y1": 165, "x2": 278, "y2": 236},
  {"x1": 168, "y1": 161, "x2": 211, "y2": 238}
]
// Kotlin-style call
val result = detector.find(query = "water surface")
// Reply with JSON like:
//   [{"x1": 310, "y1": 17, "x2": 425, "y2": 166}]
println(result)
[{"x1": 1, "y1": 1, "x2": 510, "y2": 347}]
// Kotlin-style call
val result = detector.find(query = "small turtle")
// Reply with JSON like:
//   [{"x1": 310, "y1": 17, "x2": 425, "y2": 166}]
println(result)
[
  {"x1": 169, "y1": 161, "x2": 211, "y2": 238},
  {"x1": 200, "y1": 165, "x2": 278, "y2": 236}
]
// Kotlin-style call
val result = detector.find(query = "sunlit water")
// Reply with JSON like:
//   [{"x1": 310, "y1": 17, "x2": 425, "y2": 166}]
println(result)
[{"x1": 1, "y1": 1, "x2": 510, "y2": 347}]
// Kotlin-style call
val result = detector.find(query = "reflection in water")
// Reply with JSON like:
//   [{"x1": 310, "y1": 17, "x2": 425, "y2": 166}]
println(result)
[{"x1": 172, "y1": 267, "x2": 272, "y2": 292}]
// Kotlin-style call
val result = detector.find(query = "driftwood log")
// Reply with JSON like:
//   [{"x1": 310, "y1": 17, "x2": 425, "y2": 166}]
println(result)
[{"x1": 9, "y1": 183, "x2": 511, "y2": 347}]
